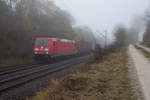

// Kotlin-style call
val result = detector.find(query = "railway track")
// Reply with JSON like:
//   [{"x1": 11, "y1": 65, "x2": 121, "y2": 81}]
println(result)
[
  {"x1": 0, "y1": 55, "x2": 82, "y2": 75},
  {"x1": 0, "y1": 56, "x2": 89, "y2": 93}
]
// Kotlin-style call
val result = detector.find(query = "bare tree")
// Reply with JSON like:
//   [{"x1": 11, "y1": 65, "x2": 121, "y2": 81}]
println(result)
[
  {"x1": 143, "y1": 7, "x2": 150, "y2": 43},
  {"x1": 0, "y1": 0, "x2": 76, "y2": 60},
  {"x1": 114, "y1": 25, "x2": 127, "y2": 47}
]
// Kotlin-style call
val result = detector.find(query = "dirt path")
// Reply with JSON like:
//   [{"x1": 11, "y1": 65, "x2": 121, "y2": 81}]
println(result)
[{"x1": 129, "y1": 45, "x2": 150, "y2": 100}]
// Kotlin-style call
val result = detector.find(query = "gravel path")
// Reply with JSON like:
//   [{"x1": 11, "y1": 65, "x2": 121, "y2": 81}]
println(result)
[
  {"x1": 0, "y1": 56, "x2": 90, "y2": 100},
  {"x1": 129, "y1": 45, "x2": 150, "y2": 100}
]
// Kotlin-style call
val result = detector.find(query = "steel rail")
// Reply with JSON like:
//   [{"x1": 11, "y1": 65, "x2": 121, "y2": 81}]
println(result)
[{"x1": 0, "y1": 56, "x2": 89, "y2": 93}]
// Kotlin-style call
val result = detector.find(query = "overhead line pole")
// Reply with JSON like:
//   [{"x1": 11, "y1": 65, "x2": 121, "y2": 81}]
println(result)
[
  {"x1": 104, "y1": 30, "x2": 107, "y2": 50},
  {"x1": 95, "y1": 30, "x2": 107, "y2": 50}
]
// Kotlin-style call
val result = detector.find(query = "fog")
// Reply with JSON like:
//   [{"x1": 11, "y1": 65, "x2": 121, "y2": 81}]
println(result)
[
  {"x1": 0, "y1": 0, "x2": 150, "y2": 63},
  {"x1": 54, "y1": 0, "x2": 150, "y2": 35}
]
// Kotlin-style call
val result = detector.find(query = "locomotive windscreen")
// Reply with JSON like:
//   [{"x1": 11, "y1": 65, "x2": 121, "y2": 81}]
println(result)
[{"x1": 36, "y1": 40, "x2": 50, "y2": 46}]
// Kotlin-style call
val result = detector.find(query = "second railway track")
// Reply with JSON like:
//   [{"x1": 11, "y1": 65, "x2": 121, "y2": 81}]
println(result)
[
  {"x1": 0, "y1": 55, "x2": 83, "y2": 76},
  {"x1": 0, "y1": 56, "x2": 89, "y2": 93}
]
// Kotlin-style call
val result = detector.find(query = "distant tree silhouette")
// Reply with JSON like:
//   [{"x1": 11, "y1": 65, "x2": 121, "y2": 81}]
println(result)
[{"x1": 0, "y1": 0, "x2": 96, "y2": 61}]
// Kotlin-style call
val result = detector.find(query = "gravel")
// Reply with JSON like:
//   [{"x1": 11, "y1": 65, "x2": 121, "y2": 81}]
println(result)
[
  {"x1": 128, "y1": 49, "x2": 145, "y2": 100},
  {"x1": 128, "y1": 45, "x2": 150, "y2": 100},
  {"x1": 0, "y1": 56, "x2": 89, "y2": 100}
]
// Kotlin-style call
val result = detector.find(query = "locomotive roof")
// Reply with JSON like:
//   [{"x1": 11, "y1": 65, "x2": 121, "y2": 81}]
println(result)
[
  {"x1": 36, "y1": 37, "x2": 75, "y2": 43},
  {"x1": 56, "y1": 38, "x2": 75, "y2": 43}
]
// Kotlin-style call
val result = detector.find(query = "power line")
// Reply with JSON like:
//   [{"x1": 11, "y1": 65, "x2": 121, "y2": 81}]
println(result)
[{"x1": 95, "y1": 30, "x2": 107, "y2": 49}]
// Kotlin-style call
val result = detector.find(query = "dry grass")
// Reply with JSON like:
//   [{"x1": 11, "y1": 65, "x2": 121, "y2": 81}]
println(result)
[
  {"x1": 143, "y1": 43, "x2": 150, "y2": 48},
  {"x1": 27, "y1": 47, "x2": 136, "y2": 100},
  {"x1": 134, "y1": 45, "x2": 150, "y2": 59},
  {"x1": 0, "y1": 57, "x2": 35, "y2": 68}
]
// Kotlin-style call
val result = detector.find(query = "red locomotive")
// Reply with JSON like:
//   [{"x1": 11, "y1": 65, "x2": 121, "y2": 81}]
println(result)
[{"x1": 33, "y1": 37, "x2": 91, "y2": 60}]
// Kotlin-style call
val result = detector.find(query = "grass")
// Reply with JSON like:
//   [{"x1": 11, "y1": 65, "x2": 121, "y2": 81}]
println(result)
[
  {"x1": 27, "y1": 47, "x2": 136, "y2": 100},
  {"x1": 134, "y1": 45, "x2": 150, "y2": 59},
  {"x1": 143, "y1": 43, "x2": 150, "y2": 48},
  {"x1": 0, "y1": 57, "x2": 35, "y2": 68}
]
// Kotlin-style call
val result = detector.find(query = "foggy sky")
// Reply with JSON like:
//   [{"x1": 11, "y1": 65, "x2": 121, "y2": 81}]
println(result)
[{"x1": 54, "y1": 0, "x2": 149, "y2": 33}]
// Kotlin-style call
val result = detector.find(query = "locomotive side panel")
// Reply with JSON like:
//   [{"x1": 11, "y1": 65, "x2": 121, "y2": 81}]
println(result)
[{"x1": 53, "y1": 40, "x2": 77, "y2": 56}]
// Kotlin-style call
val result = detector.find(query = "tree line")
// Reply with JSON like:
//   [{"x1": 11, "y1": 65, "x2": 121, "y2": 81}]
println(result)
[
  {"x1": 143, "y1": 8, "x2": 150, "y2": 44},
  {"x1": 113, "y1": 24, "x2": 139, "y2": 47},
  {"x1": 0, "y1": 0, "x2": 95, "y2": 61}
]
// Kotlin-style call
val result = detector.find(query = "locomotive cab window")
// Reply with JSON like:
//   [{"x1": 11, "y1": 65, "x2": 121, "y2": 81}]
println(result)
[{"x1": 36, "y1": 40, "x2": 50, "y2": 46}]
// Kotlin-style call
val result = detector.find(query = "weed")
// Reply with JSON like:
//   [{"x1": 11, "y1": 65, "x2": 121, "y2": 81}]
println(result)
[{"x1": 28, "y1": 47, "x2": 137, "y2": 100}]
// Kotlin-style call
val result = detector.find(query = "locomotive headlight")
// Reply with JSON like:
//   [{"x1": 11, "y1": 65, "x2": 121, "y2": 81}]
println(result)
[
  {"x1": 34, "y1": 48, "x2": 39, "y2": 51},
  {"x1": 44, "y1": 48, "x2": 49, "y2": 51},
  {"x1": 34, "y1": 52, "x2": 38, "y2": 54}
]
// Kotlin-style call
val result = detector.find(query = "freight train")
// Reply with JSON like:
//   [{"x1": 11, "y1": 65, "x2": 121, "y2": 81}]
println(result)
[{"x1": 33, "y1": 38, "x2": 92, "y2": 60}]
